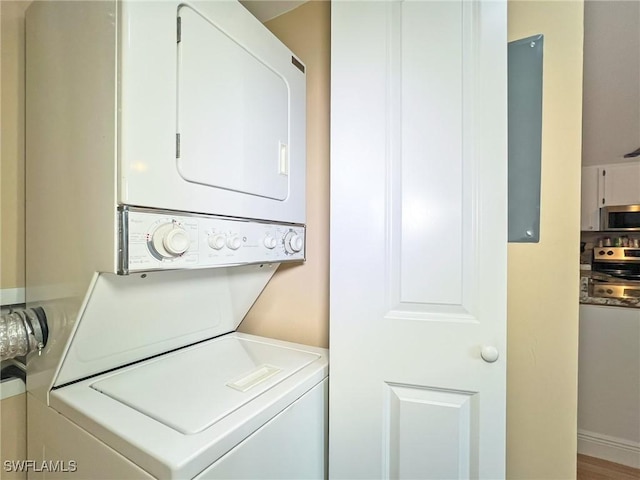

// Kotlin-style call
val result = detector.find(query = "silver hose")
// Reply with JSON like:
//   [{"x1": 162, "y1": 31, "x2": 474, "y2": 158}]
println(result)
[{"x1": 0, "y1": 307, "x2": 48, "y2": 361}]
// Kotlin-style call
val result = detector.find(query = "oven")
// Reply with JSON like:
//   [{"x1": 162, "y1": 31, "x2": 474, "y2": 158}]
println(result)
[{"x1": 590, "y1": 247, "x2": 640, "y2": 299}]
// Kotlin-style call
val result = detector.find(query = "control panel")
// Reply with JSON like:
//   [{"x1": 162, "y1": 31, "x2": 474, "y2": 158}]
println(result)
[
  {"x1": 593, "y1": 247, "x2": 640, "y2": 263},
  {"x1": 119, "y1": 208, "x2": 305, "y2": 273}
]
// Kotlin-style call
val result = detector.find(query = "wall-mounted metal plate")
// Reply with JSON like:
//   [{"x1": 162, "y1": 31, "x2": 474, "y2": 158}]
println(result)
[{"x1": 508, "y1": 34, "x2": 544, "y2": 243}]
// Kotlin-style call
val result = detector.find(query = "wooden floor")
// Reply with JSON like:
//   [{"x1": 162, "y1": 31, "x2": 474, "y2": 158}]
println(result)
[{"x1": 577, "y1": 454, "x2": 640, "y2": 480}]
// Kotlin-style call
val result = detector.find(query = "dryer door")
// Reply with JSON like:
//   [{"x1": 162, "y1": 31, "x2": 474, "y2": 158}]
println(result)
[
  {"x1": 119, "y1": 1, "x2": 306, "y2": 225},
  {"x1": 177, "y1": 6, "x2": 289, "y2": 201}
]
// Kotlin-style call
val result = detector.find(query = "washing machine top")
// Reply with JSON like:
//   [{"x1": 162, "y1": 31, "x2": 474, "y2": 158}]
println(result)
[
  {"x1": 90, "y1": 335, "x2": 320, "y2": 434},
  {"x1": 50, "y1": 332, "x2": 328, "y2": 479}
]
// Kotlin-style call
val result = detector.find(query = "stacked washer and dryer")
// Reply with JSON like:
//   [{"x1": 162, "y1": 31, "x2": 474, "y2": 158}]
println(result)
[{"x1": 25, "y1": 1, "x2": 327, "y2": 478}]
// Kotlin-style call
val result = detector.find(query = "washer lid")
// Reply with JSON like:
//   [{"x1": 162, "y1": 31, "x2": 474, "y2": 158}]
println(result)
[
  {"x1": 90, "y1": 335, "x2": 320, "y2": 435},
  {"x1": 54, "y1": 265, "x2": 279, "y2": 387}
]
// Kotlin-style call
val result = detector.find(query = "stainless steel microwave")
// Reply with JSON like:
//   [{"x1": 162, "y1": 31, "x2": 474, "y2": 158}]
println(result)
[{"x1": 601, "y1": 205, "x2": 640, "y2": 231}]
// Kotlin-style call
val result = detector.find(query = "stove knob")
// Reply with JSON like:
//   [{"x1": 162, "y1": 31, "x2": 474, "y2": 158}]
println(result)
[
  {"x1": 284, "y1": 232, "x2": 303, "y2": 254},
  {"x1": 606, "y1": 289, "x2": 613, "y2": 294},
  {"x1": 227, "y1": 235, "x2": 242, "y2": 250},
  {"x1": 607, "y1": 251, "x2": 614, "y2": 256},
  {"x1": 598, "y1": 250, "x2": 605, "y2": 255},
  {"x1": 208, "y1": 234, "x2": 226, "y2": 250},
  {"x1": 263, "y1": 235, "x2": 277, "y2": 249}
]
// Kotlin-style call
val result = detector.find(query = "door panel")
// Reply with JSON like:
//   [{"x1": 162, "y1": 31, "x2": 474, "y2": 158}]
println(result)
[
  {"x1": 177, "y1": 6, "x2": 289, "y2": 201},
  {"x1": 330, "y1": 1, "x2": 507, "y2": 478},
  {"x1": 385, "y1": 384, "x2": 479, "y2": 479},
  {"x1": 400, "y1": 1, "x2": 463, "y2": 306}
]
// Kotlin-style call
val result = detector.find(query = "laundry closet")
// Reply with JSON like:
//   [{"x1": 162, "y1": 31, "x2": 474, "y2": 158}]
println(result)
[{"x1": 23, "y1": 1, "x2": 328, "y2": 478}]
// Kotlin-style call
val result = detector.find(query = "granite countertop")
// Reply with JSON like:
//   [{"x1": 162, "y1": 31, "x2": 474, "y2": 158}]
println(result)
[{"x1": 580, "y1": 271, "x2": 640, "y2": 308}]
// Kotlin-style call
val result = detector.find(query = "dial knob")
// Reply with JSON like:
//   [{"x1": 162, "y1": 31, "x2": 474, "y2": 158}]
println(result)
[
  {"x1": 150, "y1": 222, "x2": 190, "y2": 259},
  {"x1": 208, "y1": 234, "x2": 226, "y2": 250},
  {"x1": 284, "y1": 232, "x2": 303, "y2": 254},
  {"x1": 163, "y1": 228, "x2": 190, "y2": 256},
  {"x1": 263, "y1": 235, "x2": 277, "y2": 249},
  {"x1": 227, "y1": 235, "x2": 242, "y2": 250}
]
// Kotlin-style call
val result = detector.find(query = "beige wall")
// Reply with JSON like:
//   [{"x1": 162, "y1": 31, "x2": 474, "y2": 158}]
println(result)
[
  {"x1": 507, "y1": 1, "x2": 583, "y2": 479},
  {"x1": 1, "y1": 0, "x2": 28, "y2": 290},
  {"x1": 1, "y1": 2, "x2": 29, "y2": 476},
  {"x1": 239, "y1": 1, "x2": 330, "y2": 349},
  {"x1": 1, "y1": 394, "x2": 27, "y2": 480}
]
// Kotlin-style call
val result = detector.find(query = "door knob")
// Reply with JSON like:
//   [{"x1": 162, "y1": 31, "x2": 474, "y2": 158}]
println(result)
[{"x1": 481, "y1": 346, "x2": 499, "y2": 363}]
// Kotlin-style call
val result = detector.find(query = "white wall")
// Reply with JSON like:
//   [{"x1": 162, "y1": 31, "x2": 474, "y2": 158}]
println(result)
[
  {"x1": 578, "y1": 305, "x2": 640, "y2": 468},
  {"x1": 582, "y1": 0, "x2": 640, "y2": 166},
  {"x1": 579, "y1": 1, "x2": 640, "y2": 468}
]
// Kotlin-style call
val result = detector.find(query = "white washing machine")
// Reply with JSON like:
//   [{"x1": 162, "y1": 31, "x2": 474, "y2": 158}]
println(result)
[
  {"x1": 24, "y1": 1, "x2": 326, "y2": 478},
  {"x1": 27, "y1": 264, "x2": 328, "y2": 479}
]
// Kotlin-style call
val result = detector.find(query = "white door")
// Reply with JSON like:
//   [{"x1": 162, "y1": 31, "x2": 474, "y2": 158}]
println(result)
[{"x1": 330, "y1": 2, "x2": 507, "y2": 479}]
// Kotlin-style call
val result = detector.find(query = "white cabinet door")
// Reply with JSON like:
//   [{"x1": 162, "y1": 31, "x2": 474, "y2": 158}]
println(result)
[
  {"x1": 330, "y1": 1, "x2": 507, "y2": 478},
  {"x1": 602, "y1": 163, "x2": 640, "y2": 206},
  {"x1": 581, "y1": 166, "x2": 601, "y2": 230}
]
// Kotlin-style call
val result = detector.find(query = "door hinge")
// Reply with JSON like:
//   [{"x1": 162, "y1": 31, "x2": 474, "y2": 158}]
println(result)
[
  {"x1": 177, "y1": 17, "x2": 182, "y2": 43},
  {"x1": 176, "y1": 133, "x2": 181, "y2": 159}
]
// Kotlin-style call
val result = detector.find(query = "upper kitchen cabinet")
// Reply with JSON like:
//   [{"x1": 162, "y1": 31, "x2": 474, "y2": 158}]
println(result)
[
  {"x1": 581, "y1": 162, "x2": 640, "y2": 231},
  {"x1": 601, "y1": 163, "x2": 640, "y2": 207},
  {"x1": 582, "y1": 1, "x2": 640, "y2": 169}
]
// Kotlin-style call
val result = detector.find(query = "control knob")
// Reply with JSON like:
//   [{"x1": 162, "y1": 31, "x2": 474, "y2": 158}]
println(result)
[
  {"x1": 208, "y1": 234, "x2": 226, "y2": 250},
  {"x1": 284, "y1": 231, "x2": 303, "y2": 254},
  {"x1": 151, "y1": 223, "x2": 191, "y2": 259},
  {"x1": 263, "y1": 235, "x2": 277, "y2": 250},
  {"x1": 227, "y1": 235, "x2": 242, "y2": 251}
]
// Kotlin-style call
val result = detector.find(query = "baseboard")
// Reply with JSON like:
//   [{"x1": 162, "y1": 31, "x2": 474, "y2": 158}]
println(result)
[
  {"x1": 578, "y1": 429, "x2": 640, "y2": 469},
  {"x1": 0, "y1": 287, "x2": 25, "y2": 307},
  {"x1": 0, "y1": 378, "x2": 26, "y2": 400}
]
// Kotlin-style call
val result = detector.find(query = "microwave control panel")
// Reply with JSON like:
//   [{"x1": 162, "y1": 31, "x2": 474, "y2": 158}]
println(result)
[{"x1": 118, "y1": 208, "x2": 305, "y2": 274}]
